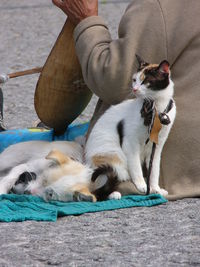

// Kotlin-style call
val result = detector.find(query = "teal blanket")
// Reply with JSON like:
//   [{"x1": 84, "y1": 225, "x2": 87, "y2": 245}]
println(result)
[
  {"x1": 0, "y1": 194, "x2": 167, "y2": 222},
  {"x1": 0, "y1": 123, "x2": 167, "y2": 222}
]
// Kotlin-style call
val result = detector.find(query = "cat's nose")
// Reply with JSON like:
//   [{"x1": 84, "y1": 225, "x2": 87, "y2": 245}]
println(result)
[{"x1": 133, "y1": 87, "x2": 138, "y2": 93}]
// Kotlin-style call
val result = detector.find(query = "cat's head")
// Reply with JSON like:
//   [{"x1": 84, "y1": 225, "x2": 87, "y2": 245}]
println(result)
[{"x1": 132, "y1": 55, "x2": 174, "y2": 100}]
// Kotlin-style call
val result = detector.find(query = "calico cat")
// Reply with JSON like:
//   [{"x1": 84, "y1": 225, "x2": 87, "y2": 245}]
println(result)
[{"x1": 85, "y1": 56, "x2": 176, "y2": 200}]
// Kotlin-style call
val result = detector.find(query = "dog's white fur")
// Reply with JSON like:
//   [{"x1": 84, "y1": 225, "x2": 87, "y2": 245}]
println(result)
[{"x1": 0, "y1": 141, "x2": 95, "y2": 201}]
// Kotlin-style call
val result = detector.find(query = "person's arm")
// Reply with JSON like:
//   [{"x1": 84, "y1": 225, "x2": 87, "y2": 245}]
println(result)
[
  {"x1": 74, "y1": 0, "x2": 167, "y2": 105},
  {"x1": 53, "y1": 0, "x2": 167, "y2": 105}
]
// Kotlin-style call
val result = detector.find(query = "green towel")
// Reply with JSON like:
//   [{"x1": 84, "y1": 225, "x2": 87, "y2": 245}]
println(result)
[{"x1": 0, "y1": 194, "x2": 167, "y2": 222}]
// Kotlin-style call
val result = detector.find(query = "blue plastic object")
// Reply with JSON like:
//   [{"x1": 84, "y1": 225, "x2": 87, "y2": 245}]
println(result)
[{"x1": 0, "y1": 122, "x2": 89, "y2": 153}]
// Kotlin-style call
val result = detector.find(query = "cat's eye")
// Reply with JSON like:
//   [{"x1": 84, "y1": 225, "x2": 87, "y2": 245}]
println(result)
[{"x1": 133, "y1": 78, "x2": 136, "y2": 82}]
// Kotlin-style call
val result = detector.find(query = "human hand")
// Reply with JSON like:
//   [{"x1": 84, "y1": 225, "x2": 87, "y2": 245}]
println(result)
[{"x1": 52, "y1": 0, "x2": 98, "y2": 25}]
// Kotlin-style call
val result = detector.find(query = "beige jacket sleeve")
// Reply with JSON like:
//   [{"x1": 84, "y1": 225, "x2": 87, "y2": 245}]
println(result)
[{"x1": 74, "y1": 0, "x2": 167, "y2": 105}]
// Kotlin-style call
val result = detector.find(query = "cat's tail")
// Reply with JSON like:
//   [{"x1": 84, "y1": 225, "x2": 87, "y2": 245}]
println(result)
[{"x1": 91, "y1": 165, "x2": 120, "y2": 201}]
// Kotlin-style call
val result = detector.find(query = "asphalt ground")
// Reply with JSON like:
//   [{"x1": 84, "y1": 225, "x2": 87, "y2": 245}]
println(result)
[{"x1": 0, "y1": 1, "x2": 199, "y2": 266}]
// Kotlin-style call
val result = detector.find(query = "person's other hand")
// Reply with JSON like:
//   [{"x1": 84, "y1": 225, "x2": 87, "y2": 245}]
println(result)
[{"x1": 52, "y1": 0, "x2": 98, "y2": 25}]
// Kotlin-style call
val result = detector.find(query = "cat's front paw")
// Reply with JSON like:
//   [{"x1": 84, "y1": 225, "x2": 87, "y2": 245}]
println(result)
[
  {"x1": 108, "y1": 191, "x2": 122, "y2": 200},
  {"x1": 134, "y1": 179, "x2": 147, "y2": 194},
  {"x1": 151, "y1": 186, "x2": 168, "y2": 197}
]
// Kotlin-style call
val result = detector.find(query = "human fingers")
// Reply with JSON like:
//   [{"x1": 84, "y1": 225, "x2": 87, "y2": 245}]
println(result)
[{"x1": 52, "y1": 0, "x2": 64, "y2": 9}]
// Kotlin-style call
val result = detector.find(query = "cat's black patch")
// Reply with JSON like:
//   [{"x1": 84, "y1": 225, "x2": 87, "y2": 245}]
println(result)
[
  {"x1": 91, "y1": 165, "x2": 119, "y2": 201},
  {"x1": 117, "y1": 120, "x2": 124, "y2": 147},
  {"x1": 146, "y1": 142, "x2": 157, "y2": 195},
  {"x1": 143, "y1": 67, "x2": 169, "y2": 91},
  {"x1": 140, "y1": 99, "x2": 155, "y2": 127},
  {"x1": 142, "y1": 161, "x2": 148, "y2": 179}
]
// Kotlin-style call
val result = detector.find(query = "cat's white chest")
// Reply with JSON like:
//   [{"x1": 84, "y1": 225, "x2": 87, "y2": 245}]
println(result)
[{"x1": 140, "y1": 141, "x2": 153, "y2": 162}]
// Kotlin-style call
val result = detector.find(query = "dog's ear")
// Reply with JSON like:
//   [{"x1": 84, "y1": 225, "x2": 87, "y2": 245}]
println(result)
[{"x1": 46, "y1": 150, "x2": 71, "y2": 165}]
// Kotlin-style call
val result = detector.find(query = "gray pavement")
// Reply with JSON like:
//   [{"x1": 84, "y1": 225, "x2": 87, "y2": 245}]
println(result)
[{"x1": 0, "y1": 1, "x2": 200, "y2": 266}]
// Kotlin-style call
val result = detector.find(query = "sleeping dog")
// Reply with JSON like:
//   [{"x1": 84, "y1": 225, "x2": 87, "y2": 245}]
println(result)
[{"x1": 0, "y1": 140, "x2": 97, "y2": 202}]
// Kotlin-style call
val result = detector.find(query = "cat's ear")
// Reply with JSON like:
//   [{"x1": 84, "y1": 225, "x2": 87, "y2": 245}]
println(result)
[
  {"x1": 158, "y1": 60, "x2": 170, "y2": 74},
  {"x1": 135, "y1": 54, "x2": 149, "y2": 70}
]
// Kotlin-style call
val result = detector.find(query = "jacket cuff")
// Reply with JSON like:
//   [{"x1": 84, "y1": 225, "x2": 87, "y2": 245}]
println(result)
[{"x1": 74, "y1": 16, "x2": 108, "y2": 43}]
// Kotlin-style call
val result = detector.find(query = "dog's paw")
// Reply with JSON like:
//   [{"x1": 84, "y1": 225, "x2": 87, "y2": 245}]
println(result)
[
  {"x1": 108, "y1": 191, "x2": 121, "y2": 200},
  {"x1": 73, "y1": 191, "x2": 95, "y2": 202},
  {"x1": 43, "y1": 188, "x2": 58, "y2": 201}
]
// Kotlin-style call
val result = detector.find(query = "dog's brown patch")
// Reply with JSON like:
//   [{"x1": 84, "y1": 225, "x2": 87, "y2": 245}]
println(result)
[
  {"x1": 46, "y1": 163, "x2": 85, "y2": 185},
  {"x1": 46, "y1": 150, "x2": 71, "y2": 165},
  {"x1": 62, "y1": 162, "x2": 85, "y2": 176},
  {"x1": 72, "y1": 184, "x2": 97, "y2": 202},
  {"x1": 44, "y1": 150, "x2": 86, "y2": 185},
  {"x1": 92, "y1": 154, "x2": 122, "y2": 167}
]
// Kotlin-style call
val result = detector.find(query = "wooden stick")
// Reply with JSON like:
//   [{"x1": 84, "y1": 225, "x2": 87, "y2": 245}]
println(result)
[{"x1": 8, "y1": 67, "x2": 43, "y2": 79}]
